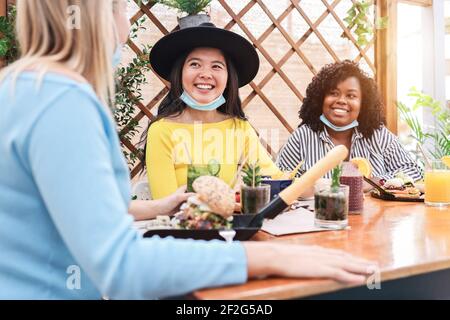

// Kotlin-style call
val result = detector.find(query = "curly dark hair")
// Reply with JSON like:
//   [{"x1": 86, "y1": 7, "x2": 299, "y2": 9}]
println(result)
[{"x1": 299, "y1": 60, "x2": 385, "y2": 138}]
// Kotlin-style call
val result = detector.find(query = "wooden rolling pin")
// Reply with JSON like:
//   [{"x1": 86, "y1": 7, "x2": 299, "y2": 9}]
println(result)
[{"x1": 255, "y1": 145, "x2": 349, "y2": 221}]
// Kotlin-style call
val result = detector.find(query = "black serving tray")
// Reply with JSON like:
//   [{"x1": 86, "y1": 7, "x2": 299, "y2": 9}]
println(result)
[
  {"x1": 370, "y1": 190, "x2": 424, "y2": 202},
  {"x1": 232, "y1": 214, "x2": 263, "y2": 228},
  {"x1": 142, "y1": 197, "x2": 293, "y2": 241},
  {"x1": 143, "y1": 227, "x2": 259, "y2": 241},
  {"x1": 142, "y1": 213, "x2": 266, "y2": 241}
]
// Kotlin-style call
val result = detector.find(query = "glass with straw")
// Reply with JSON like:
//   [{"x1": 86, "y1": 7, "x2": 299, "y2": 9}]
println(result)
[{"x1": 184, "y1": 140, "x2": 221, "y2": 193}]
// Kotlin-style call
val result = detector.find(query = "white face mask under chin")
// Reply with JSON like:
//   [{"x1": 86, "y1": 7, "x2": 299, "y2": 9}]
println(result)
[
  {"x1": 180, "y1": 90, "x2": 226, "y2": 111},
  {"x1": 320, "y1": 114, "x2": 359, "y2": 132}
]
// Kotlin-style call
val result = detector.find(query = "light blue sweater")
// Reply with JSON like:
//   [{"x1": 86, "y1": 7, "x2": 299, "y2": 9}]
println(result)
[{"x1": 0, "y1": 72, "x2": 247, "y2": 299}]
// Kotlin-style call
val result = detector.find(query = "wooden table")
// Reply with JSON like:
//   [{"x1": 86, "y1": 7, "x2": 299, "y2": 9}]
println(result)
[{"x1": 193, "y1": 197, "x2": 450, "y2": 299}]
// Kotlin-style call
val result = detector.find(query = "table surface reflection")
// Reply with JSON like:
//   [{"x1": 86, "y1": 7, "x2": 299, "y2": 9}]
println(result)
[{"x1": 192, "y1": 197, "x2": 450, "y2": 300}]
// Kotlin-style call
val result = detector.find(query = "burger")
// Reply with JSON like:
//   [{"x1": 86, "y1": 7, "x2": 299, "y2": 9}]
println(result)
[
  {"x1": 174, "y1": 176, "x2": 235, "y2": 230},
  {"x1": 380, "y1": 172, "x2": 421, "y2": 198}
]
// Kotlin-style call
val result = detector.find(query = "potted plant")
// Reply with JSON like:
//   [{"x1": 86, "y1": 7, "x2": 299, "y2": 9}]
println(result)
[
  {"x1": 314, "y1": 165, "x2": 349, "y2": 229},
  {"x1": 397, "y1": 87, "x2": 450, "y2": 162},
  {"x1": 155, "y1": 0, "x2": 212, "y2": 28},
  {"x1": 240, "y1": 162, "x2": 270, "y2": 215}
]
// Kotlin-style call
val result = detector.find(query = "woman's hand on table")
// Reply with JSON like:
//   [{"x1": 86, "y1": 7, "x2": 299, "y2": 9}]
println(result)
[
  {"x1": 158, "y1": 185, "x2": 195, "y2": 215},
  {"x1": 129, "y1": 186, "x2": 195, "y2": 221},
  {"x1": 244, "y1": 242, "x2": 378, "y2": 284}
]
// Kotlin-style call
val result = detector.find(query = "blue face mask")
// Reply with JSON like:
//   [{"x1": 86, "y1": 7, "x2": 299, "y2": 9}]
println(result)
[
  {"x1": 112, "y1": 45, "x2": 123, "y2": 69},
  {"x1": 180, "y1": 90, "x2": 226, "y2": 111},
  {"x1": 320, "y1": 114, "x2": 359, "y2": 132}
]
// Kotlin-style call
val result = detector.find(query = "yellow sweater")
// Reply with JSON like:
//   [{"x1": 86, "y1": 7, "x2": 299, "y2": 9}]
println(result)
[{"x1": 146, "y1": 118, "x2": 282, "y2": 199}]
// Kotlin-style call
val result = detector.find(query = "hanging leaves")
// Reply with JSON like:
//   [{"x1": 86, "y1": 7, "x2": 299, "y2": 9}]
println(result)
[
  {"x1": 342, "y1": 0, "x2": 387, "y2": 47},
  {"x1": 114, "y1": 15, "x2": 151, "y2": 167}
]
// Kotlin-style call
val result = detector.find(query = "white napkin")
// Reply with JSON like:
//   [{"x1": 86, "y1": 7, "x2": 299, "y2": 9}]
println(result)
[{"x1": 261, "y1": 207, "x2": 329, "y2": 236}]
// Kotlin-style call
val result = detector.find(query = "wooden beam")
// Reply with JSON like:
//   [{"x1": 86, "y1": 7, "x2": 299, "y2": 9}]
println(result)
[
  {"x1": 375, "y1": 0, "x2": 398, "y2": 134},
  {"x1": 0, "y1": 0, "x2": 7, "y2": 68},
  {"x1": 0, "y1": 0, "x2": 6, "y2": 17},
  {"x1": 398, "y1": 0, "x2": 432, "y2": 7}
]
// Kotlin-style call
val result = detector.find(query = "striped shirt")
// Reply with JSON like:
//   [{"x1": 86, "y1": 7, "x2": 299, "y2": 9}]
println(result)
[{"x1": 276, "y1": 124, "x2": 423, "y2": 181}]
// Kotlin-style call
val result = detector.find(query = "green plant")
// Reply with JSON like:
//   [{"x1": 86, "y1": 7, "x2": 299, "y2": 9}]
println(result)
[
  {"x1": 397, "y1": 87, "x2": 450, "y2": 161},
  {"x1": 242, "y1": 162, "x2": 262, "y2": 187},
  {"x1": 155, "y1": 0, "x2": 212, "y2": 15},
  {"x1": 114, "y1": 15, "x2": 151, "y2": 167},
  {"x1": 331, "y1": 165, "x2": 343, "y2": 192},
  {"x1": 0, "y1": 4, "x2": 18, "y2": 65},
  {"x1": 342, "y1": 0, "x2": 388, "y2": 47}
]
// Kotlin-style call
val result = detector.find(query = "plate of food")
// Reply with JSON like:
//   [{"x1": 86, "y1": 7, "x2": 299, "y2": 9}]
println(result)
[
  {"x1": 143, "y1": 176, "x2": 259, "y2": 241},
  {"x1": 368, "y1": 173, "x2": 424, "y2": 202}
]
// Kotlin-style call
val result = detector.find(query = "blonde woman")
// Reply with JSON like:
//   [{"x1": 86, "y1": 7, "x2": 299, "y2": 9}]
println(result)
[{"x1": 0, "y1": 0, "x2": 376, "y2": 299}]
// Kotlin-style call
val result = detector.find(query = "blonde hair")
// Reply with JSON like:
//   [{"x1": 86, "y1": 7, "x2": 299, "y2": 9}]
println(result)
[{"x1": 0, "y1": 0, "x2": 119, "y2": 107}]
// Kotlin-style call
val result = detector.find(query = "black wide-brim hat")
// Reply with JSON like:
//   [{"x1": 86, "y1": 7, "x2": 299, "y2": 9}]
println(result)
[{"x1": 150, "y1": 22, "x2": 259, "y2": 88}]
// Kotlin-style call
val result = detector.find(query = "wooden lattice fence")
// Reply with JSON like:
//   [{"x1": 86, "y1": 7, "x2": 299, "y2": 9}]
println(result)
[
  {"x1": 124, "y1": 0, "x2": 381, "y2": 178},
  {"x1": 1, "y1": 0, "x2": 434, "y2": 179}
]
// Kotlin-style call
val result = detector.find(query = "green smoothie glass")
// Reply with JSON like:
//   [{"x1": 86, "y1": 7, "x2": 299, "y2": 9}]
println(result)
[{"x1": 187, "y1": 160, "x2": 221, "y2": 192}]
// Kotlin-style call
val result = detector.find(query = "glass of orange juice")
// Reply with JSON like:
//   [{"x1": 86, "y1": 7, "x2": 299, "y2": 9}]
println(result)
[{"x1": 425, "y1": 160, "x2": 450, "y2": 207}]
